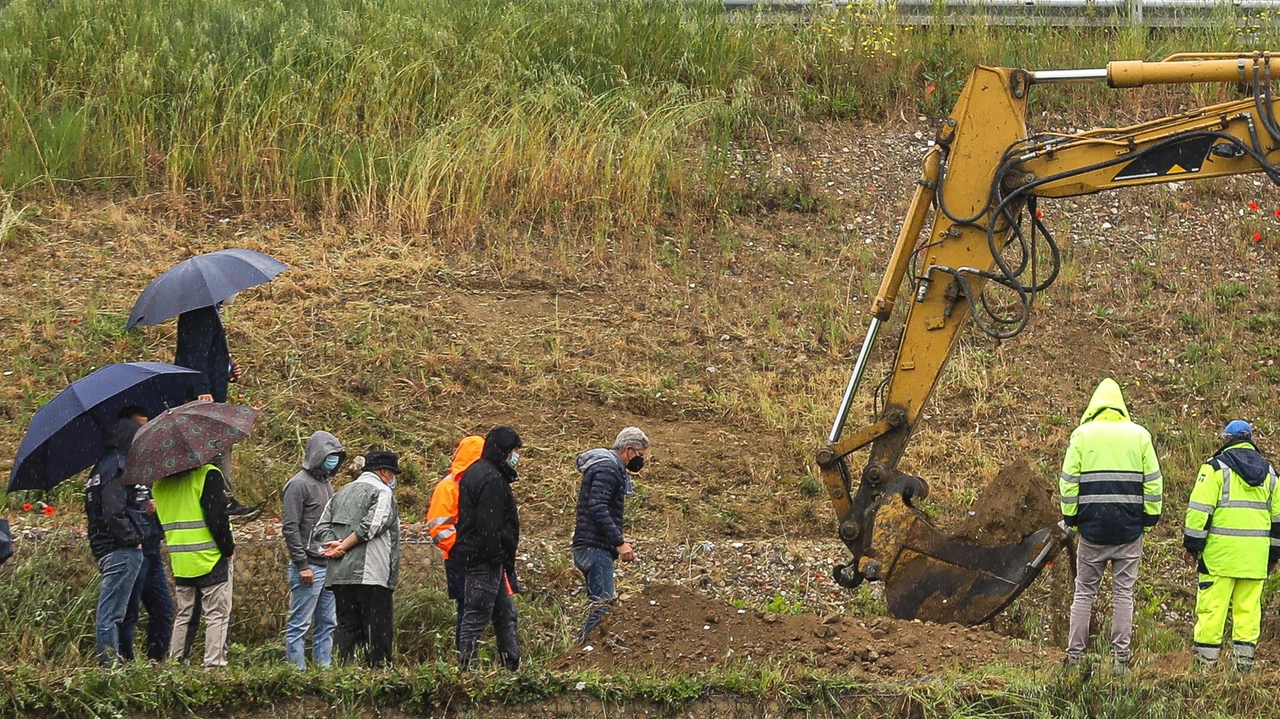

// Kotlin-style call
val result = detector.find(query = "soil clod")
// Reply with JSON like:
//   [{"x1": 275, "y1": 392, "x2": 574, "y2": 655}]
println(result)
[{"x1": 949, "y1": 458, "x2": 1060, "y2": 546}]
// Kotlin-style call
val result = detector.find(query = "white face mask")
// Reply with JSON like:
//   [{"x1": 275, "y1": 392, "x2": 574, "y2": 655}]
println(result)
[{"x1": 507, "y1": 452, "x2": 520, "y2": 469}]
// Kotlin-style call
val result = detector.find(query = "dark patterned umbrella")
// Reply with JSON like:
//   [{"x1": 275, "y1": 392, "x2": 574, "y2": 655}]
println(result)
[{"x1": 123, "y1": 401, "x2": 258, "y2": 485}]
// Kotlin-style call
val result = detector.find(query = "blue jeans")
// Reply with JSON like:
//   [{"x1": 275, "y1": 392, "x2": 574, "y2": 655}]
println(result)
[
  {"x1": 95, "y1": 548, "x2": 144, "y2": 666},
  {"x1": 286, "y1": 563, "x2": 336, "y2": 669},
  {"x1": 122, "y1": 552, "x2": 175, "y2": 662},
  {"x1": 573, "y1": 546, "x2": 616, "y2": 641}
]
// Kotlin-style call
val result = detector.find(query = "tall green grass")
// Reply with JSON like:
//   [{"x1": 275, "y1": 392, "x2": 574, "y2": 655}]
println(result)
[{"x1": 1, "y1": 0, "x2": 1278, "y2": 235}]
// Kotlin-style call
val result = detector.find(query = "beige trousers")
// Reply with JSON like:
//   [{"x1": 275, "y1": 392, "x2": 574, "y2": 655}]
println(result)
[
  {"x1": 170, "y1": 572, "x2": 233, "y2": 668},
  {"x1": 1067, "y1": 536, "x2": 1142, "y2": 662}
]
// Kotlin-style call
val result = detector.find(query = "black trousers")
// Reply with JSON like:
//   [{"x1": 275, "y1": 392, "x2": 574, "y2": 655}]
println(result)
[
  {"x1": 457, "y1": 564, "x2": 520, "y2": 670},
  {"x1": 331, "y1": 584, "x2": 394, "y2": 667}
]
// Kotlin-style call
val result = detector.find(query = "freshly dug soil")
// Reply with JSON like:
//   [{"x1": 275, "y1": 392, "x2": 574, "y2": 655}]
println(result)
[
  {"x1": 949, "y1": 458, "x2": 1061, "y2": 546},
  {"x1": 555, "y1": 584, "x2": 1058, "y2": 676}
]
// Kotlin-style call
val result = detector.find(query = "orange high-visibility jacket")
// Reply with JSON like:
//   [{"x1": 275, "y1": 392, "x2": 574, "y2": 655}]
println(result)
[{"x1": 426, "y1": 436, "x2": 484, "y2": 559}]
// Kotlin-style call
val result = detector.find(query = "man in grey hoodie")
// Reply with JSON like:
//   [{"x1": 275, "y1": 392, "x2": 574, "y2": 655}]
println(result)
[
  {"x1": 281, "y1": 431, "x2": 344, "y2": 670},
  {"x1": 571, "y1": 427, "x2": 649, "y2": 641},
  {"x1": 315, "y1": 449, "x2": 402, "y2": 667}
]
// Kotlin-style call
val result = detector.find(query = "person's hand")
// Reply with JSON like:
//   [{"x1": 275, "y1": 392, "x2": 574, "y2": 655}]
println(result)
[
  {"x1": 321, "y1": 541, "x2": 346, "y2": 559},
  {"x1": 146, "y1": 499, "x2": 156, "y2": 515},
  {"x1": 229, "y1": 360, "x2": 243, "y2": 383},
  {"x1": 299, "y1": 567, "x2": 315, "y2": 586},
  {"x1": 197, "y1": 394, "x2": 214, "y2": 402},
  {"x1": 1184, "y1": 550, "x2": 1200, "y2": 569},
  {"x1": 618, "y1": 542, "x2": 636, "y2": 562},
  {"x1": 1270, "y1": 561, "x2": 1278, "y2": 576}
]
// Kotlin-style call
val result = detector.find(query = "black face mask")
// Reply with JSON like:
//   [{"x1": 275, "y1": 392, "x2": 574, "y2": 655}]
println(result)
[{"x1": 626, "y1": 455, "x2": 645, "y2": 473}]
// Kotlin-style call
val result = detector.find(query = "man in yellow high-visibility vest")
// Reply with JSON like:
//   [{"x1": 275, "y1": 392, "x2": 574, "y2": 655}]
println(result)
[
  {"x1": 152, "y1": 462, "x2": 235, "y2": 668},
  {"x1": 1184, "y1": 420, "x2": 1280, "y2": 673}
]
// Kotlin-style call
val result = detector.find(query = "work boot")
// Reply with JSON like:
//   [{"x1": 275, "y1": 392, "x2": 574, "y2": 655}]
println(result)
[
  {"x1": 1111, "y1": 659, "x2": 1131, "y2": 677},
  {"x1": 227, "y1": 499, "x2": 262, "y2": 521},
  {"x1": 1192, "y1": 645, "x2": 1219, "y2": 670},
  {"x1": 1232, "y1": 642, "x2": 1256, "y2": 674},
  {"x1": 1062, "y1": 654, "x2": 1082, "y2": 670}
]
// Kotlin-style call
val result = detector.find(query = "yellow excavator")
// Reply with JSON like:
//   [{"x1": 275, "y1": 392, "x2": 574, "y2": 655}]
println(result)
[{"x1": 818, "y1": 53, "x2": 1280, "y2": 626}]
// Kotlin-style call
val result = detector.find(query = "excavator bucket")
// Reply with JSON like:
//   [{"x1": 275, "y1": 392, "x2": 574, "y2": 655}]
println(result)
[{"x1": 863, "y1": 480, "x2": 1068, "y2": 626}]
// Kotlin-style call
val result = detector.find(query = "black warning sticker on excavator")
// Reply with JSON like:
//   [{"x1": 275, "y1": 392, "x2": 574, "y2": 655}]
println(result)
[{"x1": 1112, "y1": 136, "x2": 1216, "y2": 182}]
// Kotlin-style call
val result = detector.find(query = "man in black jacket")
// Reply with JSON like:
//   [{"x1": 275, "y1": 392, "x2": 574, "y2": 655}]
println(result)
[
  {"x1": 453, "y1": 426, "x2": 523, "y2": 671},
  {"x1": 174, "y1": 301, "x2": 258, "y2": 519},
  {"x1": 115, "y1": 407, "x2": 175, "y2": 663},
  {"x1": 572, "y1": 427, "x2": 649, "y2": 641},
  {"x1": 86, "y1": 417, "x2": 147, "y2": 666}
]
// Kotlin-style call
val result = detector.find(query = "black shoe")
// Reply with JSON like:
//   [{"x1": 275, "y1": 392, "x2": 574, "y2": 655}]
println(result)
[{"x1": 227, "y1": 500, "x2": 262, "y2": 521}]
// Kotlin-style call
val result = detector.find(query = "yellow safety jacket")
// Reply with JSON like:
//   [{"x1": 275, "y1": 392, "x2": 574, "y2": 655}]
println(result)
[
  {"x1": 1059, "y1": 378, "x2": 1163, "y2": 545},
  {"x1": 1184, "y1": 441, "x2": 1280, "y2": 579},
  {"x1": 152, "y1": 464, "x2": 222, "y2": 578}
]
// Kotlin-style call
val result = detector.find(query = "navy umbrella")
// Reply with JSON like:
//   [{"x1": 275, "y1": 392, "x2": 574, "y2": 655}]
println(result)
[
  {"x1": 8, "y1": 362, "x2": 200, "y2": 492},
  {"x1": 125, "y1": 249, "x2": 288, "y2": 330}
]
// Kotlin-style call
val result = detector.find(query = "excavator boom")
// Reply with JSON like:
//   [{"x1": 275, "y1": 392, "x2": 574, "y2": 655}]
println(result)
[{"x1": 820, "y1": 53, "x2": 1280, "y2": 625}]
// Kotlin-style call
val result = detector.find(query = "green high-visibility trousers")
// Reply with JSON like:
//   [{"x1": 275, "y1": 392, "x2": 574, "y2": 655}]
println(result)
[{"x1": 1193, "y1": 574, "x2": 1263, "y2": 648}]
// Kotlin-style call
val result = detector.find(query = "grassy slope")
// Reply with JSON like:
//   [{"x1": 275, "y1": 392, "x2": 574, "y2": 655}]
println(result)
[{"x1": 5, "y1": 0, "x2": 1280, "y2": 715}]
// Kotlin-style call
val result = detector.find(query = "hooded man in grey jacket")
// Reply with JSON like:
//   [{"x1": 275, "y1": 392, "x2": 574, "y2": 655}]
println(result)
[
  {"x1": 281, "y1": 431, "x2": 344, "y2": 670},
  {"x1": 315, "y1": 449, "x2": 402, "y2": 667}
]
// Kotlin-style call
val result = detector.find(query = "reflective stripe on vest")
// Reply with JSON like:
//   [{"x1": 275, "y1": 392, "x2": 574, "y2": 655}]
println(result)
[{"x1": 152, "y1": 465, "x2": 222, "y2": 578}]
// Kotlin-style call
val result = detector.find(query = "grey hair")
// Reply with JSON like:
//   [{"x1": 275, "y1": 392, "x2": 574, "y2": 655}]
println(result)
[{"x1": 613, "y1": 427, "x2": 650, "y2": 452}]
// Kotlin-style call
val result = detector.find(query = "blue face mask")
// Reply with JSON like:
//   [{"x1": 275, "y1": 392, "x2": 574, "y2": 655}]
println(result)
[
  {"x1": 322, "y1": 455, "x2": 340, "y2": 472},
  {"x1": 388, "y1": 478, "x2": 397, "y2": 490},
  {"x1": 507, "y1": 452, "x2": 520, "y2": 469}
]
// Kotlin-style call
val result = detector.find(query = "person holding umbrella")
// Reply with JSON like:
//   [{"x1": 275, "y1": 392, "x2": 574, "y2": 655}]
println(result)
[
  {"x1": 118, "y1": 408, "x2": 175, "y2": 664},
  {"x1": 173, "y1": 300, "x2": 258, "y2": 519},
  {"x1": 85, "y1": 413, "x2": 148, "y2": 667},
  {"x1": 127, "y1": 249, "x2": 287, "y2": 520},
  {"x1": 127, "y1": 402, "x2": 259, "y2": 669}
]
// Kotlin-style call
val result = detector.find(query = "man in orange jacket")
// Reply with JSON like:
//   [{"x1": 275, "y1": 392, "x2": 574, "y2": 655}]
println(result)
[{"x1": 427, "y1": 436, "x2": 484, "y2": 653}]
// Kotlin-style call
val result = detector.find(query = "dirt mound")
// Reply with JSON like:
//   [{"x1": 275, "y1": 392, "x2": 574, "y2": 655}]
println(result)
[
  {"x1": 555, "y1": 584, "x2": 1058, "y2": 676},
  {"x1": 949, "y1": 458, "x2": 1060, "y2": 546}
]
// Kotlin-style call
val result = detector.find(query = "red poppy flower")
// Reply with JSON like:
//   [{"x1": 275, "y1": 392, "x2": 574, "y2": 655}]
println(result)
[
  {"x1": 70, "y1": 318, "x2": 79, "y2": 325},
  {"x1": 1274, "y1": 208, "x2": 1280, "y2": 219},
  {"x1": 1249, "y1": 202, "x2": 1261, "y2": 212},
  {"x1": 21, "y1": 503, "x2": 32, "y2": 512},
  {"x1": 1035, "y1": 209, "x2": 1044, "y2": 220},
  {"x1": 42, "y1": 506, "x2": 54, "y2": 516},
  {"x1": 1253, "y1": 232, "x2": 1263, "y2": 242}
]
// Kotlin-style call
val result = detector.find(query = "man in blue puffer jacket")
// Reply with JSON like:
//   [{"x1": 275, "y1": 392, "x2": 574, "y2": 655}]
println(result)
[{"x1": 572, "y1": 427, "x2": 650, "y2": 642}]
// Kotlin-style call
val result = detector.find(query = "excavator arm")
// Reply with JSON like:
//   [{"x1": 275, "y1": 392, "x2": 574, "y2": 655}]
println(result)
[{"x1": 818, "y1": 53, "x2": 1280, "y2": 625}]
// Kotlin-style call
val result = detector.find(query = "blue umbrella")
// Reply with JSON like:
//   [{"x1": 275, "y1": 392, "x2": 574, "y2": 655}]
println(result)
[
  {"x1": 125, "y1": 249, "x2": 288, "y2": 330},
  {"x1": 7, "y1": 362, "x2": 200, "y2": 492}
]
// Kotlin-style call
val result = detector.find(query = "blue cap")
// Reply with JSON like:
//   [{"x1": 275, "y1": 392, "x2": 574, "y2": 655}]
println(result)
[{"x1": 1224, "y1": 420, "x2": 1254, "y2": 440}]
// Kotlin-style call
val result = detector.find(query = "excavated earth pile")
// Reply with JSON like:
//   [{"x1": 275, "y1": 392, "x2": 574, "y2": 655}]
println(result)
[
  {"x1": 949, "y1": 458, "x2": 1062, "y2": 546},
  {"x1": 556, "y1": 584, "x2": 1059, "y2": 676}
]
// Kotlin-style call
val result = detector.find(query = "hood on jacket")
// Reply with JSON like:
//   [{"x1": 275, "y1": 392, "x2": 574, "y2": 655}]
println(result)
[
  {"x1": 480, "y1": 426, "x2": 523, "y2": 483},
  {"x1": 449, "y1": 436, "x2": 485, "y2": 478},
  {"x1": 302, "y1": 431, "x2": 345, "y2": 477},
  {"x1": 1080, "y1": 378, "x2": 1131, "y2": 424},
  {"x1": 482, "y1": 426, "x2": 523, "y2": 464},
  {"x1": 576, "y1": 448, "x2": 622, "y2": 473},
  {"x1": 104, "y1": 418, "x2": 141, "y2": 453},
  {"x1": 1215, "y1": 441, "x2": 1274, "y2": 487}
]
